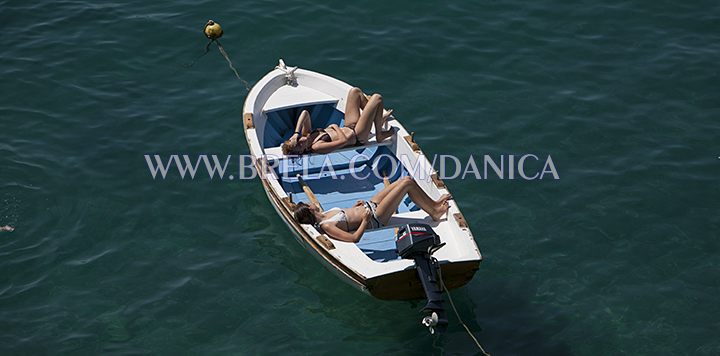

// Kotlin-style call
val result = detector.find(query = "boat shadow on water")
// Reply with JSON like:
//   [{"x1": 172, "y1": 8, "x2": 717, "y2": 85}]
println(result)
[
  {"x1": 243, "y1": 61, "x2": 560, "y2": 353},
  {"x1": 252, "y1": 165, "x2": 571, "y2": 354},
  {"x1": 298, "y1": 272, "x2": 573, "y2": 355},
  {"x1": 258, "y1": 223, "x2": 572, "y2": 355}
]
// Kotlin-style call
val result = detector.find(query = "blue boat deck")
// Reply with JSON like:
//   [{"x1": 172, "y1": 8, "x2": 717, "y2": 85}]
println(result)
[
  {"x1": 266, "y1": 104, "x2": 421, "y2": 262},
  {"x1": 274, "y1": 147, "x2": 418, "y2": 262}
]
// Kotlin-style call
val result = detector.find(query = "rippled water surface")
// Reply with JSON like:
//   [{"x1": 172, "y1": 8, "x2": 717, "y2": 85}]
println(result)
[{"x1": 1, "y1": 0, "x2": 719, "y2": 354}]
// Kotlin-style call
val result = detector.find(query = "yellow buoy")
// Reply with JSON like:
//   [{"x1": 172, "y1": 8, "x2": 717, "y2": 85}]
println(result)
[{"x1": 204, "y1": 20, "x2": 223, "y2": 40}]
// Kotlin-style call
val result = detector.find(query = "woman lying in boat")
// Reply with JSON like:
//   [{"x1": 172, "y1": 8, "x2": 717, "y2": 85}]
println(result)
[
  {"x1": 281, "y1": 87, "x2": 395, "y2": 155},
  {"x1": 291, "y1": 176, "x2": 451, "y2": 243}
]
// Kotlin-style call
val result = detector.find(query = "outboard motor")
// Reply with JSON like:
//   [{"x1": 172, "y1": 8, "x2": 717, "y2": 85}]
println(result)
[{"x1": 395, "y1": 223, "x2": 447, "y2": 334}]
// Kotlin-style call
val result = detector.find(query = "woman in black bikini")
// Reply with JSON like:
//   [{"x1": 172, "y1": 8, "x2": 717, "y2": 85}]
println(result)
[
  {"x1": 281, "y1": 87, "x2": 395, "y2": 155},
  {"x1": 291, "y1": 176, "x2": 451, "y2": 243}
]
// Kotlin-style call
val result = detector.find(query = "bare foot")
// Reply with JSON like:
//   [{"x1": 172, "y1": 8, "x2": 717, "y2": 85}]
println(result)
[
  {"x1": 430, "y1": 201, "x2": 450, "y2": 221},
  {"x1": 1, "y1": 225, "x2": 15, "y2": 232},
  {"x1": 437, "y1": 193, "x2": 452, "y2": 205},
  {"x1": 376, "y1": 128, "x2": 395, "y2": 142},
  {"x1": 382, "y1": 109, "x2": 394, "y2": 124}
]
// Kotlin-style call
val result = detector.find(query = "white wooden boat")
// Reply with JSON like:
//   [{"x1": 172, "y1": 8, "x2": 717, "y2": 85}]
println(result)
[{"x1": 242, "y1": 60, "x2": 482, "y2": 302}]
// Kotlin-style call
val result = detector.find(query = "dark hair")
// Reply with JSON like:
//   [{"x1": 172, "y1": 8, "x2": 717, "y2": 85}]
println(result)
[
  {"x1": 282, "y1": 137, "x2": 308, "y2": 156},
  {"x1": 292, "y1": 202, "x2": 316, "y2": 225}
]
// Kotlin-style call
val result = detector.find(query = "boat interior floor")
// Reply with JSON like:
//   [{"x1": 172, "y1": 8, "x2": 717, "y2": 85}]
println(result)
[{"x1": 266, "y1": 104, "x2": 432, "y2": 262}]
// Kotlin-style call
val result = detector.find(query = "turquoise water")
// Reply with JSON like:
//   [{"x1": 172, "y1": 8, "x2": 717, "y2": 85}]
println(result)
[{"x1": 2, "y1": 0, "x2": 719, "y2": 354}]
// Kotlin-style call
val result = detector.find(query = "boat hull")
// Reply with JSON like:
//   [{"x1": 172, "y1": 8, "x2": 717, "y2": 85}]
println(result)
[
  {"x1": 255, "y1": 160, "x2": 480, "y2": 300},
  {"x1": 242, "y1": 61, "x2": 482, "y2": 300}
]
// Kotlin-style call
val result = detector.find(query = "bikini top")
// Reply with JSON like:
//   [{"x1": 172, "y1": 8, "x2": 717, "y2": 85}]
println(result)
[
  {"x1": 319, "y1": 208, "x2": 350, "y2": 231},
  {"x1": 312, "y1": 128, "x2": 331, "y2": 143},
  {"x1": 307, "y1": 129, "x2": 331, "y2": 153}
]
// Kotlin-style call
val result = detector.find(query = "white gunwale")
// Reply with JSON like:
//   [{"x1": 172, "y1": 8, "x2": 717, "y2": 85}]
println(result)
[{"x1": 242, "y1": 61, "x2": 482, "y2": 300}]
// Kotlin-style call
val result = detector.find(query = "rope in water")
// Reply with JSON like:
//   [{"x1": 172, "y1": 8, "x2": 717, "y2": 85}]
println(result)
[
  {"x1": 216, "y1": 41, "x2": 250, "y2": 91},
  {"x1": 184, "y1": 20, "x2": 251, "y2": 92},
  {"x1": 437, "y1": 261, "x2": 491, "y2": 356}
]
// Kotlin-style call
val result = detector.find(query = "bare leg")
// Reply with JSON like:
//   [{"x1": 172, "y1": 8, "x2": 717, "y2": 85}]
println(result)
[
  {"x1": 352, "y1": 94, "x2": 394, "y2": 143},
  {"x1": 343, "y1": 87, "x2": 369, "y2": 127},
  {"x1": 373, "y1": 177, "x2": 450, "y2": 224},
  {"x1": 370, "y1": 176, "x2": 408, "y2": 203}
]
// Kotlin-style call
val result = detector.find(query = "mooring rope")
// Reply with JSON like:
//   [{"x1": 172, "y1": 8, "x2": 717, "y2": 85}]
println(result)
[
  {"x1": 216, "y1": 40, "x2": 250, "y2": 91},
  {"x1": 437, "y1": 261, "x2": 491, "y2": 356},
  {"x1": 183, "y1": 20, "x2": 251, "y2": 92}
]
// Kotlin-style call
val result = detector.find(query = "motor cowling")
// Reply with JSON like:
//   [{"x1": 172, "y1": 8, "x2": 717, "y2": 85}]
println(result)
[
  {"x1": 395, "y1": 223, "x2": 447, "y2": 334},
  {"x1": 396, "y1": 223, "x2": 442, "y2": 258}
]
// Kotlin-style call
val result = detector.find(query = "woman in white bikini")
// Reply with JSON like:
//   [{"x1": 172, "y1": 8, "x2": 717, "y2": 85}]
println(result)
[
  {"x1": 281, "y1": 87, "x2": 395, "y2": 155},
  {"x1": 291, "y1": 176, "x2": 451, "y2": 243}
]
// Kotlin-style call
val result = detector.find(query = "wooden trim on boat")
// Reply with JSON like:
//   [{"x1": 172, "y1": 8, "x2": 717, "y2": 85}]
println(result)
[
  {"x1": 404, "y1": 135, "x2": 420, "y2": 152},
  {"x1": 249, "y1": 153, "x2": 479, "y2": 300},
  {"x1": 252, "y1": 159, "x2": 367, "y2": 290},
  {"x1": 454, "y1": 212, "x2": 468, "y2": 229},
  {"x1": 317, "y1": 235, "x2": 336, "y2": 250},
  {"x1": 244, "y1": 113, "x2": 255, "y2": 129},
  {"x1": 242, "y1": 72, "x2": 483, "y2": 300},
  {"x1": 248, "y1": 142, "x2": 481, "y2": 300},
  {"x1": 366, "y1": 260, "x2": 480, "y2": 300},
  {"x1": 255, "y1": 156, "x2": 274, "y2": 180},
  {"x1": 431, "y1": 173, "x2": 446, "y2": 189},
  {"x1": 281, "y1": 196, "x2": 293, "y2": 209}
]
